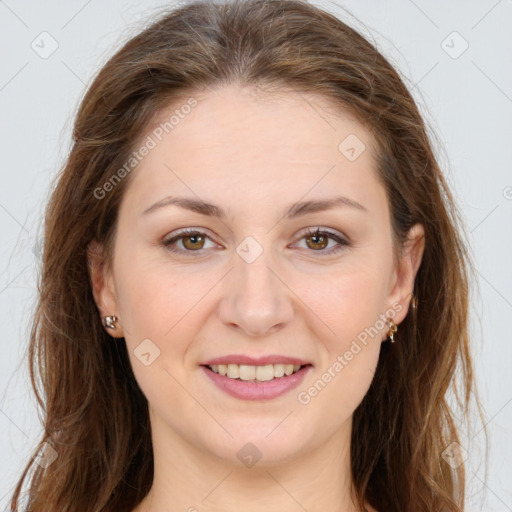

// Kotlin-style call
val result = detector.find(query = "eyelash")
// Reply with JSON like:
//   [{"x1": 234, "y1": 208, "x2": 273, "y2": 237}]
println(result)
[{"x1": 162, "y1": 227, "x2": 350, "y2": 256}]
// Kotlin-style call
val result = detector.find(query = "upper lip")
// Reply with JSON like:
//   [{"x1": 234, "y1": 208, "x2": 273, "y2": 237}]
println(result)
[{"x1": 201, "y1": 355, "x2": 312, "y2": 367}]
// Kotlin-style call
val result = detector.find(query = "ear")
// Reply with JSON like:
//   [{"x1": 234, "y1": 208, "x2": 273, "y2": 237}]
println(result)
[
  {"x1": 385, "y1": 223, "x2": 425, "y2": 325},
  {"x1": 87, "y1": 239, "x2": 124, "y2": 338}
]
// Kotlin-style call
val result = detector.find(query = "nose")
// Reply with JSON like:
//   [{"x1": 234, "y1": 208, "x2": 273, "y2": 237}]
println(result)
[{"x1": 217, "y1": 248, "x2": 294, "y2": 337}]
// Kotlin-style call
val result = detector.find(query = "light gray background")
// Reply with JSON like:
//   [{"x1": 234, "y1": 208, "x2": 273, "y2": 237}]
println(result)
[{"x1": 1, "y1": 0, "x2": 511, "y2": 510}]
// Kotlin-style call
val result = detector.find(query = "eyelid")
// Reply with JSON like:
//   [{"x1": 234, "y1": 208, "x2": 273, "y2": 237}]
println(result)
[
  {"x1": 163, "y1": 227, "x2": 215, "y2": 241},
  {"x1": 297, "y1": 226, "x2": 347, "y2": 240}
]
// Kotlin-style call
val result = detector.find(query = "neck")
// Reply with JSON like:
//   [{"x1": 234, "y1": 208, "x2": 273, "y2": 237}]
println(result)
[{"x1": 133, "y1": 411, "x2": 369, "y2": 512}]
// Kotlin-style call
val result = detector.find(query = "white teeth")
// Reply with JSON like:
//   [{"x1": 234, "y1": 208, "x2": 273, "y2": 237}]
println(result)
[
  {"x1": 227, "y1": 364, "x2": 239, "y2": 379},
  {"x1": 274, "y1": 364, "x2": 285, "y2": 377},
  {"x1": 256, "y1": 364, "x2": 274, "y2": 381},
  {"x1": 239, "y1": 365, "x2": 256, "y2": 380},
  {"x1": 208, "y1": 363, "x2": 304, "y2": 381}
]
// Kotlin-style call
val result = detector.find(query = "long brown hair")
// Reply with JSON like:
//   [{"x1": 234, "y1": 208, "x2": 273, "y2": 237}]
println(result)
[{"x1": 9, "y1": 0, "x2": 487, "y2": 510}]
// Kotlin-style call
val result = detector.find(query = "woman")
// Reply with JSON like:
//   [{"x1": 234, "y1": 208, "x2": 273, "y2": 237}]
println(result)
[{"x1": 9, "y1": 0, "x2": 486, "y2": 510}]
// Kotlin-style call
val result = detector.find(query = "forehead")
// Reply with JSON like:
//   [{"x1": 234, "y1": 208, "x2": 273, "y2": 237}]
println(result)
[
  {"x1": 122, "y1": 83, "x2": 383, "y2": 216},
  {"x1": 139, "y1": 83, "x2": 375, "y2": 159}
]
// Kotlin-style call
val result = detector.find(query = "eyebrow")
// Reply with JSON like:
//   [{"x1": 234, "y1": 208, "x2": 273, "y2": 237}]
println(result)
[{"x1": 140, "y1": 195, "x2": 368, "y2": 219}]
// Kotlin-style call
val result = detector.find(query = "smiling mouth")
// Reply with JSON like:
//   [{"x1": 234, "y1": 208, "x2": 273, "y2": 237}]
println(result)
[{"x1": 203, "y1": 363, "x2": 312, "y2": 382}]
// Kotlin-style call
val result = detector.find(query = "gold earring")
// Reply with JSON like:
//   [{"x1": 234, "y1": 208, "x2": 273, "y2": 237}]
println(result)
[
  {"x1": 386, "y1": 319, "x2": 397, "y2": 343},
  {"x1": 104, "y1": 315, "x2": 118, "y2": 329}
]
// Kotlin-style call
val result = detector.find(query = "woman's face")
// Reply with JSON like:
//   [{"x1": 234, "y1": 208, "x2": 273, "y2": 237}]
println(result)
[{"x1": 91, "y1": 83, "x2": 423, "y2": 466}]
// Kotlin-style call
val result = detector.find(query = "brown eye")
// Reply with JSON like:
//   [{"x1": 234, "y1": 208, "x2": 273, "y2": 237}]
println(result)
[
  {"x1": 182, "y1": 233, "x2": 205, "y2": 250},
  {"x1": 163, "y1": 229, "x2": 216, "y2": 255},
  {"x1": 295, "y1": 227, "x2": 350, "y2": 256},
  {"x1": 305, "y1": 231, "x2": 329, "y2": 250}
]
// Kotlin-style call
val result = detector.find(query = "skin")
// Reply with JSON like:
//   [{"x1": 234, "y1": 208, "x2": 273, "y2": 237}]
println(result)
[{"x1": 88, "y1": 83, "x2": 424, "y2": 512}]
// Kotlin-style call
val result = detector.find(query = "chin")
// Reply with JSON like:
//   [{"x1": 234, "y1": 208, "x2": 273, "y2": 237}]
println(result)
[{"x1": 203, "y1": 420, "x2": 311, "y2": 467}]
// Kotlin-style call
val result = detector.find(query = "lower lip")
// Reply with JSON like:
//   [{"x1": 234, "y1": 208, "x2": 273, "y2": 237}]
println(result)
[{"x1": 201, "y1": 365, "x2": 313, "y2": 401}]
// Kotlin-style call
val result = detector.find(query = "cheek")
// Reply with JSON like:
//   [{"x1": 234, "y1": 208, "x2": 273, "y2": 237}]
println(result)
[
  {"x1": 113, "y1": 262, "x2": 198, "y2": 408},
  {"x1": 114, "y1": 269, "x2": 173, "y2": 339},
  {"x1": 296, "y1": 271, "x2": 385, "y2": 427},
  {"x1": 114, "y1": 244, "x2": 209, "y2": 337},
  {"x1": 112, "y1": 250, "x2": 220, "y2": 381},
  {"x1": 303, "y1": 259, "x2": 389, "y2": 345},
  {"x1": 292, "y1": 259, "x2": 388, "y2": 414}
]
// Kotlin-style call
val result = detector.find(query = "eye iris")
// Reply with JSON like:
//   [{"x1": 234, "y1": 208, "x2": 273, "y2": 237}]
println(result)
[
  {"x1": 306, "y1": 231, "x2": 328, "y2": 250},
  {"x1": 183, "y1": 234, "x2": 204, "y2": 250}
]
